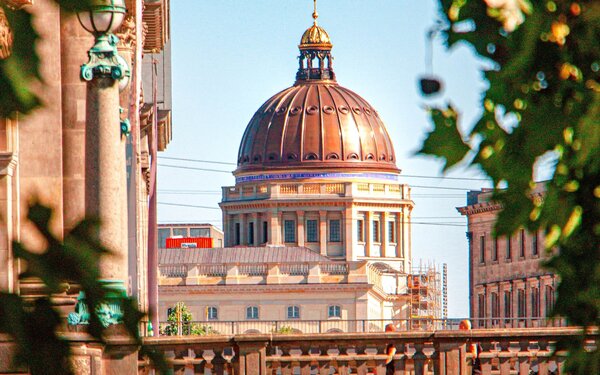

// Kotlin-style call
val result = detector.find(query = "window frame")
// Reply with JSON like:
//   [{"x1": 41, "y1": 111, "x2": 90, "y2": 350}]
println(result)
[
  {"x1": 287, "y1": 305, "x2": 300, "y2": 319},
  {"x1": 284, "y1": 220, "x2": 296, "y2": 243},
  {"x1": 246, "y1": 306, "x2": 259, "y2": 320},
  {"x1": 388, "y1": 221, "x2": 396, "y2": 243},
  {"x1": 372, "y1": 220, "x2": 381, "y2": 243},
  {"x1": 306, "y1": 219, "x2": 319, "y2": 243},
  {"x1": 207, "y1": 306, "x2": 218, "y2": 321},
  {"x1": 357, "y1": 219, "x2": 365, "y2": 243},
  {"x1": 329, "y1": 219, "x2": 341, "y2": 242},
  {"x1": 479, "y1": 234, "x2": 486, "y2": 264},
  {"x1": 328, "y1": 305, "x2": 341, "y2": 318}
]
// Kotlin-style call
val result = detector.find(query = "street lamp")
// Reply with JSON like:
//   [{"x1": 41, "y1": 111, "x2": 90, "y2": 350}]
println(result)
[
  {"x1": 78, "y1": 0, "x2": 129, "y2": 83},
  {"x1": 68, "y1": 0, "x2": 131, "y2": 329}
]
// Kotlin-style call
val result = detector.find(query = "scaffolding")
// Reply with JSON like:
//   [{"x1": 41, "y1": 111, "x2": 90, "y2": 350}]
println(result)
[{"x1": 407, "y1": 261, "x2": 445, "y2": 330}]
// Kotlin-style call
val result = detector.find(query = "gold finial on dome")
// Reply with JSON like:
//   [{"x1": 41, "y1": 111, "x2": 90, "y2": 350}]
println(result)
[{"x1": 299, "y1": 0, "x2": 332, "y2": 50}]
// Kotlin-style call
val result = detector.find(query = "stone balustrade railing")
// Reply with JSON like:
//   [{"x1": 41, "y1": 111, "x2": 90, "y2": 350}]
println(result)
[
  {"x1": 222, "y1": 182, "x2": 410, "y2": 202},
  {"x1": 159, "y1": 261, "x2": 384, "y2": 288},
  {"x1": 137, "y1": 327, "x2": 596, "y2": 374}
]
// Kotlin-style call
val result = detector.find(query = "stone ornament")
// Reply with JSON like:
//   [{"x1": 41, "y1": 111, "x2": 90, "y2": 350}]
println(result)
[
  {"x1": 115, "y1": 15, "x2": 136, "y2": 50},
  {"x1": 0, "y1": 7, "x2": 13, "y2": 60}
]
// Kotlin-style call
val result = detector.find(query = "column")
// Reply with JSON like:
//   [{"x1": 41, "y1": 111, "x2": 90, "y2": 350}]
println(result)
[
  {"x1": 319, "y1": 210, "x2": 327, "y2": 256},
  {"x1": 365, "y1": 211, "x2": 372, "y2": 257},
  {"x1": 343, "y1": 206, "x2": 353, "y2": 261},
  {"x1": 396, "y1": 212, "x2": 403, "y2": 258},
  {"x1": 381, "y1": 211, "x2": 388, "y2": 257},
  {"x1": 253, "y1": 213, "x2": 260, "y2": 246},
  {"x1": 239, "y1": 213, "x2": 246, "y2": 245},
  {"x1": 297, "y1": 211, "x2": 305, "y2": 247}
]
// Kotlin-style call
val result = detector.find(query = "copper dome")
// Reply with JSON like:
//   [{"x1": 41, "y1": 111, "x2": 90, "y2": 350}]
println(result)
[
  {"x1": 235, "y1": 12, "x2": 398, "y2": 175},
  {"x1": 236, "y1": 82, "x2": 398, "y2": 174}
]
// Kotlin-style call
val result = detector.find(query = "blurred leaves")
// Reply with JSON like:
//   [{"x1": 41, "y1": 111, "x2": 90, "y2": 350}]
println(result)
[
  {"x1": 0, "y1": 0, "x2": 94, "y2": 118},
  {"x1": 0, "y1": 203, "x2": 166, "y2": 374},
  {"x1": 423, "y1": 0, "x2": 600, "y2": 372}
]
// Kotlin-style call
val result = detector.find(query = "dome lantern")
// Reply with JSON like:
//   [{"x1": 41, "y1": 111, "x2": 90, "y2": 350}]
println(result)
[{"x1": 296, "y1": 0, "x2": 335, "y2": 82}]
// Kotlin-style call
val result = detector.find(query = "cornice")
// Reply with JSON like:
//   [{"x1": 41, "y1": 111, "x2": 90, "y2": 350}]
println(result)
[{"x1": 457, "y1": 201, "x2": 502, "y2": 216}]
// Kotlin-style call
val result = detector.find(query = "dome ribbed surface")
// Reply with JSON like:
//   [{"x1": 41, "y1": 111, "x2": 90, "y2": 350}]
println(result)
[{"x1": 236, "y1": 82, "x2": 398, "y2": 174}]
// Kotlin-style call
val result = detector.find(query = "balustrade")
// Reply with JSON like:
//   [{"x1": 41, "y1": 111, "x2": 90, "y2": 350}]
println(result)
[{"x1": 138, "y1": 328, "x2": 593, "y2": 375}]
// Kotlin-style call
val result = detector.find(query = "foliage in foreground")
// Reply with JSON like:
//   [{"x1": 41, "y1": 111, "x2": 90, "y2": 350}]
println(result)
[
  {"x1": 164, "y1": 302, "x2": 217, "y2": 336},
  {"x1": 0, "y1": 204, "x2": 167, "y2": 375},
  {"x1": 421, "y1": 1, "x2": 599, "y2": 373}
]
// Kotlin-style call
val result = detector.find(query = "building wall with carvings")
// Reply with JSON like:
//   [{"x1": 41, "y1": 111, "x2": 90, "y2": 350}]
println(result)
[
  {"x1": 0, "y1": 0, "x2": 171, "y2": 314},
  {"x1": 458, "y1": 189, "x2": 559, "y2": 327}
]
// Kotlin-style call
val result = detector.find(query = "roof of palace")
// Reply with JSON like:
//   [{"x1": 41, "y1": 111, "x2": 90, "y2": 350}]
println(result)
[
  {"x1": 234, "y1": 11, "x2": 398, "y2": 176},
  {"x1": 159, "y1": 246, "x2": 332, "y2": 265}
]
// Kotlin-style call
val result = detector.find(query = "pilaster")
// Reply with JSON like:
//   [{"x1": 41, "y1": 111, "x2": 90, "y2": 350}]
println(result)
[
  {"x1": 297, "y1": 211, "x2": 305, "y2": 247},
  {"x1": 319, "y1": 210, "x2": 327, "y2": 256}
]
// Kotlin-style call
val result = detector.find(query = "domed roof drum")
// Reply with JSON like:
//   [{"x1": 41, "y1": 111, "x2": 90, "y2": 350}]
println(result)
[{"x1": 235, "y1": 10, "x2": 398, "y2": 175}]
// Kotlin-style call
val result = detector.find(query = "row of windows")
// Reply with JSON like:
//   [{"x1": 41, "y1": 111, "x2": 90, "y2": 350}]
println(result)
[
  {"x1": 234, "y1": 219, "x2": 342, "y2": 245},
  {"x1": 478, "y1": 229, "x2": 539, "y2": 264},
  {"x1": 356, "y1": 219, "x2": 398, "y2": 243},
  {"x1": 158, "y1": 227, "x2": 212, "y2": 247},
  {"x1": 477, "y1": 286, "x2": 554, "y2": 320},
  {"x1": 199, "y1": 305, "x2": 343, "y2": 321}
]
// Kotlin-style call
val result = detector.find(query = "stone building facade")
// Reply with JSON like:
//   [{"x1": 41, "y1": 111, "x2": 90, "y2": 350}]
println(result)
[
  {"x1": 458, "y1": 189, "x2": 559, "y2": 328},
  {"x1": 158, "y1": 10, "x2": 444, "y2": 331},
  {"x1": 0, "y1": 0, "x2": 171, "y2": 314},
  {"x1": 158, "y1": 223, "x2": 224, "y2": 248}
]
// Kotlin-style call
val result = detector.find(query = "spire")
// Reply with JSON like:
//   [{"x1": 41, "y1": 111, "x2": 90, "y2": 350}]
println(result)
[{"x1": 296, "y1": 0, "x2": 335, "y2": 83}]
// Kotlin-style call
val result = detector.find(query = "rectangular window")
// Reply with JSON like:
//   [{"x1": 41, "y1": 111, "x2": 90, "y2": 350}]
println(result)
[
  {"x1": 284, "y1": 220, "x2": 296, "y2": 242},
  {"x1": 246, "y1": 306, "x2": 259, "y2": 320},
  {"x1": 190, "y1": 228, "x2": 210, "y2": 237},
  {"x1": 329, "y1": 219, "x2": 341, "y2": 242},
  {"x1": 388, "y1": 221, "x2": 396, "y2": 243},
  {"x1": 262, "y1": 221, "x2": 268, "y2": 243},
  {"x1": 532, "y1": 231, "x2": 538, "y2": 256},
  {"x1": 373, "y1": 220, "x2": 381, "y2": 243},
  {"x1": 506, "y1": 236, "x2": 512, "y2": 260},
  {"x1": 517, "y1": 289, "x2": 526, "y2": 318},
  {"x1": 545, "y1": 286, "x2": 554, "y2": 316},
  {"x1": 306, "y1": 219, "x2": 318, "y2": 242},
  {"x1": 328, "y1": 305, "x2": 341, "y2": 318},
  {"x1": 504, "y1": 291, "x2": 512, "y2": 319},
  {"x1": 478, "y1": 294, "x2": 486, "y2": 327},
  {"x1": 519, "y1": 229, "x2": 526, "y2": 258},
  {"x1": 207, "y1": 306, "x2": 218, "y2": 320},
  {"x1": 248, "y1": 222, "x2": 254, "y2": 245},
  {"x1": 491, "y1": 293, "x2": 499, "y2": 319},
  {"x1": 492, "y1": 237, "x2": 498, "y2": 261},
  {"x1": 287, "y1": 305, "x2": 300, "y2": 319},
  {"x1": 172, "y1": 228, "x2": 187, "y2": 237},
  {"x1": 357, "y1": 219, "x2": 365, "y2": 242},
  {"x1": 235, "y1": 223, "x2": 241, "y2": 245},
  {"x1": 479, "y1": 235, "x2": 486, "y2": 264},
  {"x1": 531, "y1": 288, "x2": 540, "y2": 317},
  {"x1": 158, "y1": 228, "x2": 170, "y2": 248}
]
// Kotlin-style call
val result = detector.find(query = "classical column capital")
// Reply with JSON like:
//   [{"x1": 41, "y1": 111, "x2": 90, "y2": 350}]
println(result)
[{"x1": 0, "y1": 152, "x2": 17, "y2": 176}]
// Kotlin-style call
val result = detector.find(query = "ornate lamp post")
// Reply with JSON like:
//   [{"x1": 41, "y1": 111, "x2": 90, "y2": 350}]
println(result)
[{"x1": 68, "y1": 0, "x2": 131, "y2": 328}]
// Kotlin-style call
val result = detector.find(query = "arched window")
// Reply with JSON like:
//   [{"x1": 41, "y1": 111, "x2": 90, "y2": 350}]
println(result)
[{"x1": 246, "y1": 306, "x2": 259, "y2": 320}]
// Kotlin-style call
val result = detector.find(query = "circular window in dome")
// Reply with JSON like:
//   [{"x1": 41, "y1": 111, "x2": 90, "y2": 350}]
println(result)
[
  {"x1": 289, "y1": 106, "x2": 302, "y2": 116},
  {"x1": 352, "y1": 107, "x2": 362, "y2": 115},
  {"x1": 267, "y1": 153, "x2": 279, "y2": 161},
  {"x1": 306, "y1": 105, "x2": 319, "y2": 115},
  {"x1": 364, "y1": 108, "x2": 372, "y2": 115},
  {"x1": 305, "y1": 153, "x2": 319, "y2": 160},
  {"x1": 242, "y1": 155, "x2": 250, "y2": 163},
  {"x1": 252, "y1": 155, "x2": 262, "y2": 163},
  {"x1": 323, "y1": 105, "x2": 335, "y2": 114},
  {"x1": 379, "y1": 154, "x2": 386, "y2": 161},
  {"x1": 265, "y1": 107, "x2": 274, "y2": 114},
  {"x1": 366, "y1": 153, "x2": 375, "y2": 160},
  {"x1": 276, "y1": 106, "x2": 287, "y2": 115},
  {"x1": 338, "y1": 106, "x2": 349, "y2": 115},
  {"x1": 326, "y1": 153, "x2": 340, "y2": 160},
  {"x1": 287, "y1": 153, "x2": 298, "y2": 161},
  {"x1": 347, "y1": 153, "x2": 359, "y2": 160}
]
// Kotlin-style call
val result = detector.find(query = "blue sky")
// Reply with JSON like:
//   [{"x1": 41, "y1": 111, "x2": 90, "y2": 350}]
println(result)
[{"x1": 158, "y1": 0, "x2": 492, "y2": 318}]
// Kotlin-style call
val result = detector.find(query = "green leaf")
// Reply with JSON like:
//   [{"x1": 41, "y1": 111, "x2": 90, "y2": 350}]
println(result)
[{"x1": 418, "y1": 105, "x2": 471, "y2": 171}]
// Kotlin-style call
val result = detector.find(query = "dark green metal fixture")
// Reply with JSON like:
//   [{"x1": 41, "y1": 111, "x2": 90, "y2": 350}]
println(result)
[{"x1": 78, "y1": 0, "x2": 130, "y2": 83}]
